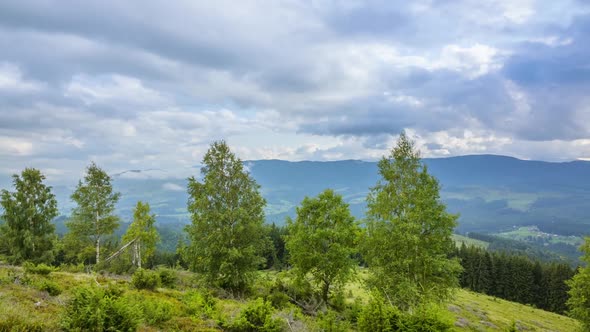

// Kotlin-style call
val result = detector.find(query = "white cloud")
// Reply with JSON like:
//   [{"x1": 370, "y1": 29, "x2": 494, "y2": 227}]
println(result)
[
  {"x1": 162, "y1": 182, "x2": 184, "y2": 191},
  {"x1": 0, "y1": 63, "x2": 44, "y2": 92}
]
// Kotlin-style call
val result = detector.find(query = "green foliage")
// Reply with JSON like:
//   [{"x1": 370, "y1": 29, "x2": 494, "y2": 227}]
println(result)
[
  {"x1": 263, "y1": 223, "x2": 289, "y2": 270},
  {"x1": 399, "y1": 305, "x2": 454, "y2": 332},
  {"x1": 357, "y1": 294, "x2": 402, "y2": 332},
  {"x1": 0, "y1": 315, "x2": 45, "y2": 332},
  {"x1": 228, "y1": 298, "x2": 283, "y2": 332},
  {"x1": 186, "y1": 141, "x2": 267, "y2": 291},
  {"x1": 158, "y1": 267, "x2": 178, "y2": 288},
  {"x1": 316, "y1": 310, "x2": 350, "y2": 332},
  {"x1": 456, "y1": 244, "x2": 574, "y2": 313},
  {"x1": 37, "y1": 279, "x2": 62, "y2": 296},
  {"x1": 123, "y1": 201, "x2": 160, "y2": 268},
  {"x1": 286, "y1": 189, "x2": 359, "y2": 305},
  {"x1": 567, "y1": 237, "x2": 590, "y2": 330},
  {"x1": 61, "y1": 285, "x2": 141, "y2": 332},
  {"x1": 0, "y1": 168, "x2": 58, "y2": 264},
  {"x1": 123, "y1": 291, "x2": 175, "y2": 325},
  {"x1": 183, "y1": 289, "x2": 218, "y2": 318},
  {"x1": 66, "y1": 162, "x2": 121, "y2": 265},
  {"x1": 131, "y1": 268, "x2": 161, "y2": 290},
  {"x1": 23, "y1": 262, "x2": 54, "y2": 275},
  {"x1": 362, "y1": 132, "x2": 462, "y2": 310}
]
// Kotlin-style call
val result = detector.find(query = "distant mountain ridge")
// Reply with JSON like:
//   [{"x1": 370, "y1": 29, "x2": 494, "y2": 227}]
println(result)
[{"x1": 42, "y1": 155, "x2": 590, "y2": 236}]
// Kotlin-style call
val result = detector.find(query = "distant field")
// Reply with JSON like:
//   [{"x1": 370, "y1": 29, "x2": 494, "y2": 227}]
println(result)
[
  {"x1": 496, "y1": 226, "x2": 584, "y2": 247},
  {"x1": 452, "y1": 234, "x2": 489, "y2": 249}
]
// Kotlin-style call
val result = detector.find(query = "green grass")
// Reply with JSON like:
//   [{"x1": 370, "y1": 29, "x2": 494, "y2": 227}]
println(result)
[
  {"x1": 441, "y1": 188, "x2": 564, "y2": 212},
  {"x1": 450, "y1": 290, "x2": 580, "y2": 331},
  {"x1": 496, "y1": 226, "x2": 584, "y2": 246},
  {"x1": 452, "y1": 234, "x2": 490, "y2": 249},
  {"x1": 0, "y1": 266, "x2": 581, "y2": 331}
]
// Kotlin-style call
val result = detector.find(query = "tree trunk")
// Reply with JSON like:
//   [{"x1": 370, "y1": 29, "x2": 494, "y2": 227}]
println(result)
[
  {"x1": 322, "y1": 280, "x2": 330, "y2": 306},
  {"x1": 95, "y1": 210, "x2": 100, "y2": 264},
  {"x1": 137, "y1": 240, "x2": 142, "y2": 269}
]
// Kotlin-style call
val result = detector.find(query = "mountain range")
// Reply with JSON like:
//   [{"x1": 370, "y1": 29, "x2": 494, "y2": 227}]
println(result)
[{"x1": 43, "y1": 155, "x2": 590, "y2": 237}]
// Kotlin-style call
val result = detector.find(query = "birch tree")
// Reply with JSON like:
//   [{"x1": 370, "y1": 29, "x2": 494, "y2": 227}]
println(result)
[
  {"x1": 362, "y1": 132, "x2": 462, "y2": 310},
  {"x1": 122, "y1": 201, "x2": 159, "y2": 268},
  {"x1": 66, "y1": 162, "x2": 120, "y2": 265}
]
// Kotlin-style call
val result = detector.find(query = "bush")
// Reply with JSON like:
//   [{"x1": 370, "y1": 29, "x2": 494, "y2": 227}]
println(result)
[
  {"x1": 183, "y1": 290, "x2": 217, "y2": 319},
  {"x1": 37, "y1": 279, "x2": 62, "y2": 296},
  {"x1": 228, "y1": 298, "x2": 283, "y2": 332},
  {"x1": 399, "y1": 305, "x2": 453, "y2": 332},
  {"x1": 131, "y1": 268, "x2": 160, "y2": 290},
  {"x1": 317, "y1": 310, "x2": 350, "y2": 332},
  {"x1": 158, "y1": 267, "x2": 178, "y2": 288},
  {"x1": 357, "y1": 294, "x2": 402, "y2": 332},
  {"x1": 58, "y1": 263, "x2": 85, "y2": 273},
  {"x1": 23, "y1": 262, "x2": 54, "y2": 276},
  {"x1": 124, "y1": 292, "x2": 175, "y2": 325},
  {"x1": 61, "y1": 285, "x2": 141, "y2": 332},
  {"x1": 0, "y1": 304, "x2": 48, "y2": 332}
]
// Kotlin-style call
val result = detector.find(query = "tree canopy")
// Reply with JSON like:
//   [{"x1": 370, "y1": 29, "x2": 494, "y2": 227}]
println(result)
[
  {"x1": 0, "y1": 168, "x2": 58, "y2": 264},
  {"x1": 567, "y1": 237, "x2": 590, "y2": 329},
  {"x1": 66, "y1": 162, "x2": 120, "y2": 265},
  {"x1": 286, "y1": 189, "x2": 359, "y2": 305},
  {"x1": 362, "y1": 132, "x2": 462, "y2": 310},
  {"x1": 185, "y1": 140, "x2": 267, "y2": 291},
  {"x1": 122, "y1": 201, "x2": 159, "y2": 268}
]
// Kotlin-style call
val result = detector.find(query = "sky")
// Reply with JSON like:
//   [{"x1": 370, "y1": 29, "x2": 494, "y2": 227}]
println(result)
[{"x1": 0, "y1": 0, "x2": 590, "y2": 184}]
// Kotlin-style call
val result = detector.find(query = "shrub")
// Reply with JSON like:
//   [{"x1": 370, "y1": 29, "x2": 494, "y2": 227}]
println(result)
[
  {"x1": 184, "y1": 290, "x2": 217, "y2": 319},
  {"x1": 357, "y1": 294, "x2": 402, "y2": 332},
  {"x1": 158, "y1": 267, "x2": 178, "y2": 288},
  {"x1": 316, "y1": 310, "x2": 350, "y2": 332},
  {"x1": 61, "y1": 285, "x2": 141, "y2": 332},
  {"x1": 37, "y1": 279, "x2": 62, "y2": 296},
  {"x1": 124, "y1": 292, "x2": 175, "y2": 325},
  {"x1": 131, "y1": 268, "x2": 160, "y2": 290},
  {"x1": 398, "y1": 305, "x2": 454, "y2": 332},
  {"x1": 228, "y1": 298, "x2": 283, "y2": 332},
  {"x1": 23, "y1": 262, "x2": 54, "y2": 276},
  {"x1": 58, "y1": 263, "x2": 85, "y2": 273}
]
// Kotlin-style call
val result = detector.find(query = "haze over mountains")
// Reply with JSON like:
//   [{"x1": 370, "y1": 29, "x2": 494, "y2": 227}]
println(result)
[{"x1": 44, "y1": 154, "x2": 590, "y2": 237}]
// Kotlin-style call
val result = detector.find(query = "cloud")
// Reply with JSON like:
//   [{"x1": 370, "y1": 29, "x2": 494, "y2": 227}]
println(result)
[
  {"x1": 162, "y1": 182, "x2": 184, "y2": 192},
  {"x1": 0, "y1": 0, "x2": 588, "y2": 185}
]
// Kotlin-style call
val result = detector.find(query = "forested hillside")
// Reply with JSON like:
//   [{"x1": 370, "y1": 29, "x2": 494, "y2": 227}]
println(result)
[{"x1": 1, "y1": 138, "x2": 590, "y2": 331}]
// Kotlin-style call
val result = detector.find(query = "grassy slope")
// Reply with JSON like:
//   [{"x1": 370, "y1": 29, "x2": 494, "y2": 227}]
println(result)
[
  {"x1": 0, "y1": 266, "x2": 580, "y2": 331},
  {"x1": 450, "y1": 290, "x2": 580, "y2": 331},
  {"x1": 452, "y1": 234, "x2": 490, "y2": 249}
]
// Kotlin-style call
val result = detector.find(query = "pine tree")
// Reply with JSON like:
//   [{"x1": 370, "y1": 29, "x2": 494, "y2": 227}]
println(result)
[
  {"x1": 185, "y1": 141, "x2": 267, "y2": 291},
  {"x1": 0, "y1": 168, "x2": 58, "y2": 264},
  {"x1": 66, "y1": 162, "x2": 120, "y2": 265},
  {"x1": 362, "y1": 132, "x2": 462, "y2": 310}
]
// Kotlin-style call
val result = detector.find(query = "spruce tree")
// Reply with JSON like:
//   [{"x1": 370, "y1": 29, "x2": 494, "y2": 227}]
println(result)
[
  {"x1": 362, "y1": 132, "x2": 462, "y2": 310},
  {"x1": 0, "y1": 168, "x2": 58, "y2": 264}
]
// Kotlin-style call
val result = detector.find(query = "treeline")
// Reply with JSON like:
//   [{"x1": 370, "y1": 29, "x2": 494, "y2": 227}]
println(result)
[
  {"x1": 2, "y1": 134, "x2": 590, "y2": 331},
  {"x1": 456, "y1": 244, "x2": 574, "y2": 314}
]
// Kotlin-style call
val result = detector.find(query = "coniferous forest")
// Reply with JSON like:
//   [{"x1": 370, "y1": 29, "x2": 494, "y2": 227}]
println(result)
[{"x1": 0, "y1": 135, "x2": 588, "y2": 331}]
